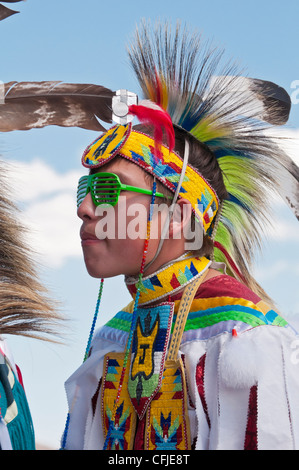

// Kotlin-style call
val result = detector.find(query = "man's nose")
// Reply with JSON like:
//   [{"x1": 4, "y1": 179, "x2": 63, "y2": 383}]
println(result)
[{"x1": 77, "y1": 192, "x2": 96, "y2": 220}]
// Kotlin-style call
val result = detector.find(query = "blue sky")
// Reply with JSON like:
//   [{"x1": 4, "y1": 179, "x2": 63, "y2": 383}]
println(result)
[{"x1": 1, "y1": 0, "x2": 299, "y2": 449}]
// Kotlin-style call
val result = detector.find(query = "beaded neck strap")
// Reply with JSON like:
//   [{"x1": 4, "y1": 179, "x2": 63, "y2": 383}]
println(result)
[{"x1": 125, "y1": 254, "x2": 211, "y2": 306}]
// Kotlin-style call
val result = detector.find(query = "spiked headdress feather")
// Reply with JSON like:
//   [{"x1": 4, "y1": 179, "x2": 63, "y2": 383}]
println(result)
[{"x1": 127, "y1": 21, "x2": 298, "y2": 299}]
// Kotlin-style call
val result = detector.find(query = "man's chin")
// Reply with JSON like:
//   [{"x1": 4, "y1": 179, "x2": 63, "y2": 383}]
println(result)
[{"x1": 84, "y1": 260, "x2": 119, "y2": 279}]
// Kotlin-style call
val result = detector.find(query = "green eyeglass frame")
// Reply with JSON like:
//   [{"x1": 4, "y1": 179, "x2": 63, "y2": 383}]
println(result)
[{"x1": 77, "y1": 172, "x2": 168, "y2": 208}]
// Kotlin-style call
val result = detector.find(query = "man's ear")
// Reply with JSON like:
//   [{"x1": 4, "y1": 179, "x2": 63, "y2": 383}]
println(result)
[{"x1": 168, "y1": 198, "x2": 193, "y2": 239}]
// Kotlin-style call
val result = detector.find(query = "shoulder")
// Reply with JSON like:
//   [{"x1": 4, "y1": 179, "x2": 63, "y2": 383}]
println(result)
[
  {"x1": 181, "y1": 274, "x2": 291, "y2": 343},
  {"x1": 196, "y1": 273, "x2": 261, "y2": 303},
  {"x1": 91, "y1": 300, "x2": 135, "y2": 351}
]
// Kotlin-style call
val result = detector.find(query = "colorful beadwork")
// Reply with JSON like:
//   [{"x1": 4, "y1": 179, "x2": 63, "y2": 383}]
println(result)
[
  {"x1": 82, "y1": 124, "x2": 219, "y2": 233},
  {"x1": 145, "y1": 358, "x2": 191, "y2": 450},
  {"x1": 101, "y1": 356, "x2": 191, "y2": 450},
  {"x1": 101, "y1": 274, "x2": 202, "y2": 451},
  {"x1": 83, "y1": 124, "x2": 130, "y2": 165},
  {"x1": 0, "y1": 350, "x2": 35, "y2": 450},
  {"x1": 128, "y1": 303, "x2": 174, "y2": 419},
  {"x1": 84, "y1": 278, "x2": 104, "y2": 361},
  {"x1": 101, "y1": 286, "x2": 194, "y2": 452},
  {"x1": 102, "y1": 353, "x2": 137, "y2": 450},
  {"x1": 182, "y1": 296, "x2": 288, "y2": 332},
  {"x1": 126, "y1": 255, "x2": 211, "y2": 305},
  {"x1": 103, "y1": 269, "x2": 290, "y2": 349}
]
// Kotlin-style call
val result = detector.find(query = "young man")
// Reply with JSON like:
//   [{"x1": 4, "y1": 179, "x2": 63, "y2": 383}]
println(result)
[{"x1": 62, "y1": 23, "x2": 299, "y2": 450}]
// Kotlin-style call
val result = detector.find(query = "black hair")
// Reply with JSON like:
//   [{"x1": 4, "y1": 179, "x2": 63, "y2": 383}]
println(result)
[
  {"x1": 134, "y1": 123, "x2": 227, "y2": 201},
  {"x1": 133, "y1": 123, "x2": 226, "y2": 257}
]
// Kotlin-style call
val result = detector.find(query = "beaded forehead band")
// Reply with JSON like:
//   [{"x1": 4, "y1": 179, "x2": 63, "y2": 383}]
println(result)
[{"x1": 82, "y1": 123, "x2": 219, "y2": 234}]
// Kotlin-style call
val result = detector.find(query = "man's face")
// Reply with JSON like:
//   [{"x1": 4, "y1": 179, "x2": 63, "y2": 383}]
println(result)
[{"x1": 77, "y1": 158, "x2": 165, "y2": 278}]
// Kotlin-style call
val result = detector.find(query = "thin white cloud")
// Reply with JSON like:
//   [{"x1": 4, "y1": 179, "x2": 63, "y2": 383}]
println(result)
[
  {"x1": 254, "y1": 259, "x2": 291, "y2": 282},
  {"x1": 22, "y1": 193, "x2": 82, "y2": 268},
  {"x1": 10, "y1": 158, "x2": 84, "y2": 202},
  {"x1": 269, "y1": 127, "x2": 299, "y2": 166},
  {"x1": 264, "y1": 214, "x2": 299, "y2": 242},
  {"x1": 11, "y1": 159, "x2": 83, "y2": 268}
]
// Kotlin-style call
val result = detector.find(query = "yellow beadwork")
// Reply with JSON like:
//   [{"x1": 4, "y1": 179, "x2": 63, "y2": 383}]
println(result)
[
  {"x1": 126, "y1": 255, "x2": 211, "y2": 305},
  {"x1": 131, "y1": 317, "x2": 159, "y2": 380},
  {"x1": 101, "y1": 352, "x2": 137, "y2": 450},
  {"x1": 82, "y1": 124, "x2": 219, "y2": 233},
  {"x1": 145, "y1": 358, "x2": 191, "y2": 450}
]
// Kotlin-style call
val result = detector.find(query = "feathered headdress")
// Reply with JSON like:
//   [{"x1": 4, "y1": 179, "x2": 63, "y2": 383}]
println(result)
[{"x1": 126, "y1": 21, "x2": 298, "y2": 300}]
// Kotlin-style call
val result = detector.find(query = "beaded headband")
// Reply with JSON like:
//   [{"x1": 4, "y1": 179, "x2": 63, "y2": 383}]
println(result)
[{"x1": 82, "y1": 123, "x2": 219, "y2": 234}]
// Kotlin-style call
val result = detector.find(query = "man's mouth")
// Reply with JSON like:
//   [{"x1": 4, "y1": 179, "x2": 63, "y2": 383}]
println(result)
[{"x1": 80, "y1": 229, "x2": 102, "y2": 245}]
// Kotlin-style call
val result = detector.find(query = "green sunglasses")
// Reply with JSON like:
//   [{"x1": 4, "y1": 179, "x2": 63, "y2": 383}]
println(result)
[{"x1": 77, "y1": 172, "x2": 168, "y2": 208}]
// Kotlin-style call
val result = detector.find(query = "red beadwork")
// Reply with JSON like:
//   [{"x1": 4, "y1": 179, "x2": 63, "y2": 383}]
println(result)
[
  {"x1": 244, "y1": 385, "x2": 258, "y2": 450},
  {"x1": 196, "y1": 354, "x2": 210, "y2": 428}
]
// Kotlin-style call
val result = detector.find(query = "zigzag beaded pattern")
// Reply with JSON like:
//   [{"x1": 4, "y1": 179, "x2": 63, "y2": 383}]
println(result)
[{"x1": 82, "y1": 124, "x2": 219, "y2": 233}]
